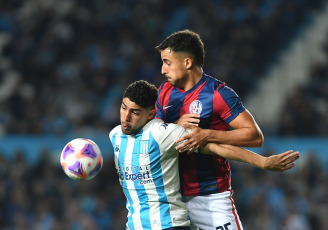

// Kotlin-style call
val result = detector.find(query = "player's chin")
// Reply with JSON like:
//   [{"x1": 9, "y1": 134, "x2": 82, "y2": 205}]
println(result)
[
  {"x1": 122, "y1": 129, "x2": 132, "y2": 135},
  {"x1": 168, "y1": 79, "x2": 176, "y2": 86},
  {"x1": 166, "y1": 77, "x2": 174, "y2": 84},
  {"x1": 121, "y1": 126, "x2": 132, "y2": 135}
]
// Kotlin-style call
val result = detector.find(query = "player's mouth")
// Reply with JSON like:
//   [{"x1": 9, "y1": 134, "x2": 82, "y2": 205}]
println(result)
[{"x1": 122, "y1": 123, "x2": 130, "y2": 131}]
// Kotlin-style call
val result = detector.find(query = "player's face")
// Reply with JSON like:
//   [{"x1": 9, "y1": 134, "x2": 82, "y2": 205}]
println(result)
[
  {"x1": 120, "y1": 98, "x2": 155, "y2": 135},
  {"x1": 160, "y1": 48, "x2": 189, "y2": 87}
]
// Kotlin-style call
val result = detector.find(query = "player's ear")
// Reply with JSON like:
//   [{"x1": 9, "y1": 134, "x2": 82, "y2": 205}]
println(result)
[
  {"x1": 185, "y1": 57, "x2": 193, "y2": 70},
  {"x1": 148, "y1": 108, "x2": 156, "y2": 120}
]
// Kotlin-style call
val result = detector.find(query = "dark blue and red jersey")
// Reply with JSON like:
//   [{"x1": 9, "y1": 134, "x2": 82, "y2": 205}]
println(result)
[{"x1": 155, "y1": 73, "x2": 245, "y2": 196}]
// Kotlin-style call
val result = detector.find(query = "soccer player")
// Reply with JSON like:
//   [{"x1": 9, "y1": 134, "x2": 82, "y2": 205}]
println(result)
[
  {"x1": 109, "y1": 80, "x2": 299, "y2": 230},
  {"x1": 155, "y1": 29, "x2": 265, "y2": 230}
]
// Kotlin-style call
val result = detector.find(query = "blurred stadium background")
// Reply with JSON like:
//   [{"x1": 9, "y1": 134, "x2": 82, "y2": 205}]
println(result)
[{"x1": 1, "y1": 0, "x2": 328, "y2": 229}]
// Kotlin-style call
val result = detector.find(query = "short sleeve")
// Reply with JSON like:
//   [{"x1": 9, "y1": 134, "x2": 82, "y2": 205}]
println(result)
[
  {"x1": 150, "y1": 122, "x2": 190, "y2": 153},
  {"x1": 214, "y1": 85, "x2": 245, "y2": 124}
]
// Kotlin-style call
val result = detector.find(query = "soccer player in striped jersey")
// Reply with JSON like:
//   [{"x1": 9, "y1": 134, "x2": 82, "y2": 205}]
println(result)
[
  {"x1": 109, "y1": 80, "x2": 299, "y2": 230},
  {"x1": 155, "y1": 29, "x2": 266, "y2": 230}
]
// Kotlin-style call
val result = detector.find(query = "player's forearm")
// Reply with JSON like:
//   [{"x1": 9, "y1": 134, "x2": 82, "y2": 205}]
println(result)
[
  {"x1": 204, "y1": 127, "x2": 264, "y2": 148},
  {"x1": 203, "y1": 143, "x2": 266, "y2": 169}
]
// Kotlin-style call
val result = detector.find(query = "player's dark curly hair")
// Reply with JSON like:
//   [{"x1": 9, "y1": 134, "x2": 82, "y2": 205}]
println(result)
[
  {"x1": 123, "y1": 80, "x2": 158, "y2": 109},
  {"x1": 155, "y1": 29, "x2": 205, "y2": 67}
]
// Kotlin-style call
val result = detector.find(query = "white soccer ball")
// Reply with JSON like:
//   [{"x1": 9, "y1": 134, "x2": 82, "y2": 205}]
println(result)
[{"x1": 60, "y1": 138, "x2": 103, "y2": 180}]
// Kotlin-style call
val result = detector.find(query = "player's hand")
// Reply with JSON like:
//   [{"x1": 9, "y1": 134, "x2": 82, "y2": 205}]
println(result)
[
  {"x1": 263, "y1": 150, "x2": 300, "y2": 172},
  {"x1": 175, "y1": 126, "x2": 208, "y2": 154},
  {"x1": 175, "y1": 114, "x2": 200, "y2": 127}
]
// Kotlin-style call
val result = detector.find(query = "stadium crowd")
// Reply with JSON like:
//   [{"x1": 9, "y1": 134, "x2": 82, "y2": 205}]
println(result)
[
  {"x1": 0, "y1": 0, "x2": 325, "y2": 136},
  {"x1": 279, "y1": 33, "x2": 328, "y2": 136},
  {"x1": 1, "y1": 0, "x2": 328, "y2": 229},
  {"x1": 0, "y1": 148, "x2": 327, "y2": 230}
]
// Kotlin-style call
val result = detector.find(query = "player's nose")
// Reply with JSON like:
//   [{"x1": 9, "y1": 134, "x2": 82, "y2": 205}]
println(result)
[
  {"x1": 125, "y1": 112, "x2": 131, "y2": 122},
  {"x1": 122, "y1": 110, "x2": 131, "y2": 122},
  {"x1": 161, "y1": 65, "x2": 166, "y2": 75}
]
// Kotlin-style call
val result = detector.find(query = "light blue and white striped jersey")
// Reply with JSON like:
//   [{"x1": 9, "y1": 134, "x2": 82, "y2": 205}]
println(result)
[{"x1": 109, "y1": 119, "x2": 190, "y2": 230}]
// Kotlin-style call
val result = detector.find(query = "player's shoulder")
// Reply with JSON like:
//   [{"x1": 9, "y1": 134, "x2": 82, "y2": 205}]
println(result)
[
  {"x1": 205, "y1": 74, "x2": 240, "y2": 98},
  {"x1": 148, "y1": 119, "x2": 182, "y2": 137},
  {"x1": 205, "y1": 74, "x2": 225, "y2": 88},
  {"x1": 148, "y1": 119, "x2": 189, "y2": 150},
  {"x1": 147, "y1": 119, "x2": 171, "y2": 131}
]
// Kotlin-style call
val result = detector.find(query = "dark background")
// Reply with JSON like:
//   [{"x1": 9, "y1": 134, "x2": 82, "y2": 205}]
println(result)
[{"x1": 0, "y1": 0, "x2": 328, "y2": 229}]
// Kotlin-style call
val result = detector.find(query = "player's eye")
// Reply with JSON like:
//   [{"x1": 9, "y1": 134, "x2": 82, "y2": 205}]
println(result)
[{"x1": 132, "y1": 111, "x2": 139, "y2": 116}]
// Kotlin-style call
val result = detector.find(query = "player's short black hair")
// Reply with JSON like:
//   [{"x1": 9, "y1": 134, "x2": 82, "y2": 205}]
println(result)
[
  {"x1": 155, "y1": 29, "x2": 205, "y2": 67},
  {"x1": 123, "y1": 80, "x2": 158, "y2": 109}
]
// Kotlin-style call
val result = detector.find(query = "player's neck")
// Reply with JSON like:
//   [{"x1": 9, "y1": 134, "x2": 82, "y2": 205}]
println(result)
[{"x1": 180, "y1": 69, "x2": 203, "y2": 91}]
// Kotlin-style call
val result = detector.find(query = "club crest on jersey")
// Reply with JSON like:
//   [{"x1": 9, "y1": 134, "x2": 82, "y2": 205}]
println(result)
[
  {"x1": 189, "y1": 100, "x2": 202, "y2": 114},
  {"x1": 140, "y1": 140, "x2": 149, "y2": 154}
]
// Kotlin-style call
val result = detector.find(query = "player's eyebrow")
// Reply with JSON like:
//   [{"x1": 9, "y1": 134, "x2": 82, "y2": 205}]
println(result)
[{"x1": 122, "y1": 101, "x2": 141, "y2": 112}]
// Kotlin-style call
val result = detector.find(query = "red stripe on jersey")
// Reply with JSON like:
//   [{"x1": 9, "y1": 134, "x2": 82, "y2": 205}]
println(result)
[
  {"x1": 159, "y1": 82, "x2": 174, "y2": 122},
  {"x1": 212, "y1": 156, "x2": 231, "y2": 193},
  {"x1": 211, "y1": 85, "x2": 231, "y2": 130},
  {"x1": 211, "y1": 84, "x2": 231, "y2": 192}
]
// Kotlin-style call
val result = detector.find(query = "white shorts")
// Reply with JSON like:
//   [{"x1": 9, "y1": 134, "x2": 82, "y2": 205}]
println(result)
[{"x1": 183, "y1": 190, "x2": 243, "y2": 230}]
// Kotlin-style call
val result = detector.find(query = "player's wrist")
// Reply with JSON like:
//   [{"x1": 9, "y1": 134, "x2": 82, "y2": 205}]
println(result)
[
  {"x1": 203, "y1": 129, "x2": 212, "y2": 144},
  {"x1": 203, "y1": 129, "x2": 212, "y2": 142},
  {"x1": 262, "y1": 156, "x2": 271, "y2": 170}
]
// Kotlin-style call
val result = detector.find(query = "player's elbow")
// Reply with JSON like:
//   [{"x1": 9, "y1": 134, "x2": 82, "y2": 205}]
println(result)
[
  {"x1": 253, "y1": 132, "x2": 264, "y2": 147},
  {"x1": 246, "y1": 128, "x2": 264, "y2": 147}
]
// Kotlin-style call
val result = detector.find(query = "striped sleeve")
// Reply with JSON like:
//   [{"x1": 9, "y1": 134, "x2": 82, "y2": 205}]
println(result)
[{"x1": 214, "y1": 84, "x2": 245, "y2": 123}]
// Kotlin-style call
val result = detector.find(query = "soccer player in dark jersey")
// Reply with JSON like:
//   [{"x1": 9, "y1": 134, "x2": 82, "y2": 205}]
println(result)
[{"x1": 155, "y1": 29, "x2": 265, "y2": 230}]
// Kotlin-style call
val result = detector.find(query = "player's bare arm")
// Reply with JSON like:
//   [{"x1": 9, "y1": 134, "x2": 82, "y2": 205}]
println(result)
[
  {"x1": 202, "y1": 144, "x2": 300, "y2": 172},
  {"x1": 176, "y1": 110, "x2": 264, "y2": 154}
]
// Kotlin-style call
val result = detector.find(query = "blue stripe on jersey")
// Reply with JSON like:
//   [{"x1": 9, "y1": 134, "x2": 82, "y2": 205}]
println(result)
[
  {"x1": 197, "y1": 77, "x2": 215, "y2": 129},
  {"x1": 165, "y1": 88, "x2": 185, "y2": 123},
  {"x1": 132, "y1": 131, "x2": 152, "y2": 230},
  {"x1": 149, "y1": 132, "x2": 172, "y2": 229},
  {"x1": 118, "y1": 134, "x2": 136, "y2": 230},
  {"x1": 192, "y1": 153, "x2": 220, "y2": 195}
]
